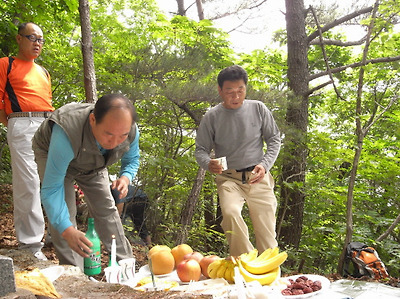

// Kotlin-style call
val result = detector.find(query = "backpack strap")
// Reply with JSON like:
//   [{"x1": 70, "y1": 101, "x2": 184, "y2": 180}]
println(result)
[
  {"x1": 343, "y1": 242, "x2": 368, "y2": 278},
  {"x1": 7, "y1": 56, "x2": 14, "y2": 75},
  {"x1": 5, "y1": 57, "x2": 22, "y2": 112},
  {"x1": 40, "y1": 65, "x2": 50, "y2": 79}
]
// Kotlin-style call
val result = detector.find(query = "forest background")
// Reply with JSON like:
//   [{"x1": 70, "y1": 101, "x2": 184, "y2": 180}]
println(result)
[{"x1": 1, "y1": 0, "x2": 399, "y2": 278}]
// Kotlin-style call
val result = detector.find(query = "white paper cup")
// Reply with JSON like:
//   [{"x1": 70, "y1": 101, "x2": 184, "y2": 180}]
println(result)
[
  {"x1": 119, "y1": 257, "x2": 136, "y2": 282},
  {"x1": 104, "y1": 266, "x2": 122, "y2": 283},
  {"x1": 216, "y1": 156, "x2": 228, "y2": 171}
]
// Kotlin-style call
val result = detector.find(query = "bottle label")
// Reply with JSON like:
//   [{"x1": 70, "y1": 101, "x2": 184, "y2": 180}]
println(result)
[
  {"x1": 84, "y1": 250, "x2": 101, "y2": 275},
  {"x1": 87, "y1": 251, "x2": 101, "y2": 264}
]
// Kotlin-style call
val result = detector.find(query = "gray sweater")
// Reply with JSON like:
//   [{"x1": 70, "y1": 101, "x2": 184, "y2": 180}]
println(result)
[{"x1": 195, "y1": 100, "x2": 281, "y2": 172}]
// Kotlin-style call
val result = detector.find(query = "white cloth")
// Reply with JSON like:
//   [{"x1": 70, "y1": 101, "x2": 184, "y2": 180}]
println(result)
[{"x1": 7, "y1": 116, "x2": 45, "y2": 251}]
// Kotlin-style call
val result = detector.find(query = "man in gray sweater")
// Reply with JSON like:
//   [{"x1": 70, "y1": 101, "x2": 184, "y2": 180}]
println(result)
[{"x1": 195, "y1": 65, "x2": 281, "y2": 256}]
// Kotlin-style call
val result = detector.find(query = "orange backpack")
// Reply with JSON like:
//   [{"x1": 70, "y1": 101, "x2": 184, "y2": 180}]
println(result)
[{"x1": 343, "y1": 241, "x2": 389, "y2": 280}]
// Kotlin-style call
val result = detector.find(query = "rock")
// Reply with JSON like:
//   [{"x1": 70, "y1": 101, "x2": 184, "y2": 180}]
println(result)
[{"x1": 0, "y1": 255, "x2": 16, "y2": 296}]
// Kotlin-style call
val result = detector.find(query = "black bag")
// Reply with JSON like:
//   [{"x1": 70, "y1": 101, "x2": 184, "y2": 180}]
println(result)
[{"x1": 343, "y1": 241, "x2": 389, "y2": 279}]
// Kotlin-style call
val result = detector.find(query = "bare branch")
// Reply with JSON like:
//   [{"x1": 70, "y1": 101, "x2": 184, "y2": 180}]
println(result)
[
  {"x1": 227, "y1": 14, "x2": 253, "y2": 34},
  {"x1": 310, "y1": 5, "x2": 345, "y2": 100},
  {"x1": 309, "y1": 55, "x2": 400, "y2": 81},
  {"x1": 310, "y1": 36, "x2": 368, "y2": 46},
  {"x1": 376, "y1": 211, "x2": 400, "y2": 242},
  {"x1": 246, "y1": 0, "x2": 268, "y2": 10},
  {"x1": 209, "y1": 0, "x2": 268, "y2": 21},
  {"x1": 364, "y1": 94, "x2": 398, "y2": 134},
  {"x1": 307, "y1": 6, "x2": 373, "y2": 43},
  {"x1": 307, "y1": 80, "x2": 333, "y2": 95}
]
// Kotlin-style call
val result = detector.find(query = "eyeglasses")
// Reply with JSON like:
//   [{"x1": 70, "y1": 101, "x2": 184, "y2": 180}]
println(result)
[{"x1": 20, "y1": 34, "x2": 45, "y2": 45}]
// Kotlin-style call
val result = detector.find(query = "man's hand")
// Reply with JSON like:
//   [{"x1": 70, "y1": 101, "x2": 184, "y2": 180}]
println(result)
[
  {"x1": 61, "y1": 226, "x2": 92, "y2": 257},
  {"x1": 111, "y1": 175, "x2": 130, "y2": 199},
  {"x1": 208, "y1": 159, "x2": 224, "y2": 174},
  {"x1": 249, "y1": 164, "x2": 266, "y2": 185},
  {"x1": 0, "y1": 109, "x2": 8, "y2": 127}
]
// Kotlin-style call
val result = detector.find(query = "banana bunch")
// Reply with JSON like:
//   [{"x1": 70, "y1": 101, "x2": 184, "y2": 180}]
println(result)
[
  {"x1": 206, "y1": 247, "x2": 288, "y2": 286},
  {"x1": 207, "y1": 258, "x2": 235, "y2": 283},
  {"x1": 235, "y1": 247, "x2": 288, "y2": 286}
]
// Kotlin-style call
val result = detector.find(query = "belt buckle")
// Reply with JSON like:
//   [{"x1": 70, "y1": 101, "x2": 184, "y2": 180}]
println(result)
[{"x1": 241, "y1": 172, "x2": 246, "y2": 184}]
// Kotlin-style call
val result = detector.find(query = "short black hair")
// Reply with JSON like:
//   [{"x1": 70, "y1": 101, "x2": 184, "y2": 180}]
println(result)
[
  {"x1": 18, "y1": 22, "x2": 39, "y2": 34},
  {"x1": 217, "y1": 65, "x2": 248, "y2": 88},
  {"x1": 93, "y1": 94, "x2": 136, "y2": 124}
]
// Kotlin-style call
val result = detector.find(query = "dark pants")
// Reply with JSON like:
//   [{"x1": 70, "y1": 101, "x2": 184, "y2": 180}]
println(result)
[{"x1": 111, "y1": 185, "x2": 150, "y2": 241}]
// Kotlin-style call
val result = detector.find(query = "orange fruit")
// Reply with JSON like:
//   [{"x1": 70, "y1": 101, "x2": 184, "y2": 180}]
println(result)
[
  {"x1": 148, "y1": 245, "x2": 171, "y2": 258},
  {"x1": 149, "y1": 249, "x2": 175, "y2": 275},
  {"x1": 171, "y1": 244, "x2": 193, "y2": 267}
]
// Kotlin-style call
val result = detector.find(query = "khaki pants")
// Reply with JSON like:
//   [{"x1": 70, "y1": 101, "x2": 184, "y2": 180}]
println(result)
[{"x1": 216, "y1": 170, "x2": 278, "y2": 256}]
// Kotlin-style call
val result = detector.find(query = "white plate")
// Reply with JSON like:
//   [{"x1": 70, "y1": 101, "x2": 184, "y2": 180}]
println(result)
[
  {"x1": 40, "y1": 266, "x2": 65, "y2": 282},
  {"x1": 138, "y1": 264, "x2": 178, "y2": 279},
  {"x1": 281, "y1": 274, "x2": 330, "y2": 299}
]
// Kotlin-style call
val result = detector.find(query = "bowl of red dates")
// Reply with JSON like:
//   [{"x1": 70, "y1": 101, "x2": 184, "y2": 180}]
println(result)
[{"x1": 281, "y1": 274, "x2": 330, "y2": 298}]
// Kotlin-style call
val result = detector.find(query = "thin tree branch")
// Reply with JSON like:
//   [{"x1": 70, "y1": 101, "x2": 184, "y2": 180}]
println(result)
[
  {"x1": 363, "y1": 94, "x2": 398, "y2": 134},
  {"x1": 308, "y1": 6, "x2": 373, "y2": 43},
  {"x1": 309, "y1": 55, "x2": 400, "y2": 81},
  {"x1": 376, "y1": 211, "x2": 400, "y2": 242},
  {"x1": 307, "y1": 80, "x2": 333, "y2": 95},
  {"x1": 310, "y1": 36, "x2": 368, "y2": 46},
  {"x1": 310, "y1": 5, "x2": 344, "y2": 100}
]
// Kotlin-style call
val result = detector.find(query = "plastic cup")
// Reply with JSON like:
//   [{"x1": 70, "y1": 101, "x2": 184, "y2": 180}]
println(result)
[
  {"x1": 104, "y1": 266, "x2": 122, "y2": 283},
  {"x1": 216, "y1": 156, "x2": 228, "y2": 171},
  {"x1": 119, "y1": 257, "x2": 136, "y2": 282}
]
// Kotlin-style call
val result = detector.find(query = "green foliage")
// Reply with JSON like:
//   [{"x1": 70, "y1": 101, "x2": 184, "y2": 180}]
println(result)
[{"x1": 0, "y1": 127, "x2": 12, "y2": 184}]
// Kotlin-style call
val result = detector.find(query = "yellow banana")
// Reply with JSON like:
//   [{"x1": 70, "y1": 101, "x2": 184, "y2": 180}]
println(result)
[
  {"x1": 224, "y1": 263, "x2": 235, "y2": 283},
  {"x1": 207, "y1": 258, "x2": 223, "y2": 279},
  {"x1": 252, "y1": 247, "x2": 278, "y2": 263},
  {"x1": 216, "y1": 259, "x2": 228, "y2": 278},
  {"x1": 237, "y1": 260, "x2": 280, "y2": 285},
  {"x1": 239, "y1": 248, "x2": 258, "y2": 263},
  {"x1": 242, "y1": 251, "x2": 288, "y2": 275}
]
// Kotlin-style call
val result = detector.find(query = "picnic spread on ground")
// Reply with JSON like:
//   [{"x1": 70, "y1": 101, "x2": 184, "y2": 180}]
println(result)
[{"x1": 9, "y1": 242, "x2": 400, "y2": 298}]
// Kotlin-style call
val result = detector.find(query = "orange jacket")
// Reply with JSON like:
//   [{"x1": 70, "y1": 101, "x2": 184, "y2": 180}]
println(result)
[{"x1": 0, "y1": 56, "x2": 54, "y2": 115}]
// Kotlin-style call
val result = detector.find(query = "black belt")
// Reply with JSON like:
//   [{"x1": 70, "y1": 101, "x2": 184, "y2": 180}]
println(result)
[
  {"x1": 8, "y1": 111, "x2": 52, "y2": 119},
  {"x1": 236, "y1": 166, "x2": 256, "y2": 184}
]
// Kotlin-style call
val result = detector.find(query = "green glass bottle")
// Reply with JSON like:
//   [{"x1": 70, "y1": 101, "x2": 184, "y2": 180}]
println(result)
[{"x1": 84, "y1": 218, "x2": 101, "y2": 276}]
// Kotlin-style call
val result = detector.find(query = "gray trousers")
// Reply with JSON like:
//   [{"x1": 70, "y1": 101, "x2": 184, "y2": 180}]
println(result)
[
  {"x1": 35, "y1": 155, "x2": 133, "y2": 270},
  {"x1": 7, "y1": 117, "x2": 45, "y2": 252}
]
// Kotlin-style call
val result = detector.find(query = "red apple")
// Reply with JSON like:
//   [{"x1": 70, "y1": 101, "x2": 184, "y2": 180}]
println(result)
[
  {"x1": 176, "y1": 259, "x2": 202, "y2": 282},
  {"x1": 183, "y1": 251, "x2": 204, "y2": 263},
  {"x1": 199, "y1": 255, "x2": 220, "y2": 278}
]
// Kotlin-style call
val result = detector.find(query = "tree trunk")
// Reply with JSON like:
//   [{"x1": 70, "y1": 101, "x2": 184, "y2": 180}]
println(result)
[
  {"x1": 175, "y1": 167, "x2": 206, "y2": 245},
  {"x1": 337, "y1": 1, "x2": 380, "y2": 274},
  {"x1": 176, "y1": 0, "x2": 185, "y2": 16},
  {"x1": 195, "y1": 0, "x2": 204, "y2": 20},
  {"x1": 277, "y1": 0, "x2": 309, "y2": 248},
  {"x1": 78, "y1": 0, "x2": 97, "y2": 103}
]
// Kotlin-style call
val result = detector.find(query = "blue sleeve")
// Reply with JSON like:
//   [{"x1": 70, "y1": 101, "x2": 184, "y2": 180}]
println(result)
[
  {"x1": 119, "y1": 124, "x2": 140, "y2": 181},
  {"x1": 40, "y1": 124, "x2": 74, "y2": 234}
]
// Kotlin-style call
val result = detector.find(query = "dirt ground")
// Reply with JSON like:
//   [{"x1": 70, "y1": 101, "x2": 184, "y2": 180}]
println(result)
[{"x1": 1, "y1": 183, "x2": 399, "y2": 298}]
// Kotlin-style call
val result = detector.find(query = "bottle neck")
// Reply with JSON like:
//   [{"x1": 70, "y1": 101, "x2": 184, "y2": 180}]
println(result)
[{"x1": 87, "y1": 218, "x2": 96, "y2": 233}]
